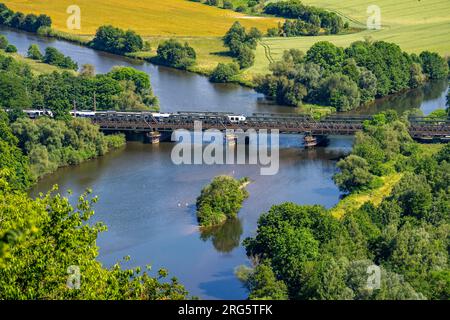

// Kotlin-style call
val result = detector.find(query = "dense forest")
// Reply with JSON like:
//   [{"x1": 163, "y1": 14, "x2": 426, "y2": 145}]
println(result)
[
  {"x1": 239, "y1": 111, "x2": 450, "y2": 300},
  {"x1": 256, "y1": 40, "x2": 449, "y2": 111}
]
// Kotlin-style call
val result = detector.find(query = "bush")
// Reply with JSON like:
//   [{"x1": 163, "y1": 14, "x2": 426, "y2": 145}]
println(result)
[
  {"x1": 155, "y1": 39, "x2": 196, "y2": 69},
  {"x1": 5, "y1": 45, "x2": 17, "y2": 53},
  {"x1": 43, "y1": 47, "x2": 78, "y2": 70},
  {"x1": 209, "y1": 62, "x2": 239, "y2": 83},
  {"x1": 27, "y1": 44, "x2": 43, "y2": 60},
  {"x1": 196, "y1": 176, "x2": 249, "y2": 227},
  {"x1": 91, "y1": 25, "x2": 144, "y2": 55},
  {"x1": 0, "y1": 35, "x2": 8, "y2": 49}
]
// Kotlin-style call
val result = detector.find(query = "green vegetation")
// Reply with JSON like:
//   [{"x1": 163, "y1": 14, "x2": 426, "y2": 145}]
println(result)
[
  {"x1": 241, "y1": 110, "x2": 450, "y2": 300},
  {"x1": 0, "y1": 50, "x2": 158, "y2": 116},
  {"x1": 91, "y1": 25, "x2": 144, "y2": 55},
  {"x1": 42, "y1": 47, "x2": 78, "y2": 70},
  {"x1": 264, "y1": 0, "x2": 346, "y2": 36},
  {"x1": 196, "y1": 176, "x2": 249, "y2": 228},
  {"x1": 154, "y1": 39, "x2": 197, "y2": 70},
  {"x1": 223, "y1": 21, "x2": 262, "y2": 69},
  {"x1": 255, "y1": 40, "x2": 448, "y2": 110},
  {"x1": 0, "y1": 51, "x2": 189, "y2": 299},
  {"x1": 12, "y1": 117, "x2": 125, "y2": 179},
  {"x1": 0, "y1": 178, "x2": 188, "y2": 299},
  {"x1": 0, "y1": 3, "x2": 52, "y2": 33},
  {"x1": 210, "y1": 62, "x2": 240, "y2": 83}
]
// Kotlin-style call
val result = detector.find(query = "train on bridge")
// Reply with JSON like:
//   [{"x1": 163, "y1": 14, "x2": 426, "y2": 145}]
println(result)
[{"x1": 15, "y1": 109, "x2": 450, "y2": 145}]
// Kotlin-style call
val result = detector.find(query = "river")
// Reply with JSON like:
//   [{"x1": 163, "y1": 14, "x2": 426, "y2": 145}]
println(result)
[{"x1": 1, "y1": 27, "x2": 448, "y2": 299}]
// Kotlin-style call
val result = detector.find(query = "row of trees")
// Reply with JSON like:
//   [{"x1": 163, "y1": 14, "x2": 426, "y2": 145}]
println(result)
[
  {"x1": 0, "y1": 3, "x2": 52, "y2": 33},
  {"x1": 264, "y1": 0, "x2": 346, "y2": 36},
  {"x1": 28, "y1": 44, "x2": 78, "y2": 70},
  {"x1": 0, "y1": 51, "x2": 158, "y2": 118},
  {"x1": 193, "y1": 0, "x2": 262, "y2": 14},
  {"x1": 256, "y1": 40, "x2": 449, "y2": 111},
  {"x1": 241, "y1": 111, "x2": 449, "y2": 300}
]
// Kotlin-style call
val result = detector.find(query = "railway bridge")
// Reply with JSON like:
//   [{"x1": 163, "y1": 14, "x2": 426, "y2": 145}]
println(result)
[{"x1": 91, "y1": 112, "x2": 450, "y2": 146}]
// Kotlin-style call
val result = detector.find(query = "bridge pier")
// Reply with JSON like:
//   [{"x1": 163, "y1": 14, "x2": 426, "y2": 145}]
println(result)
[
  {"x1": 303, "y1": 134, "x2": 329, "y2": 148},
  {"x1": 145, "y1": 131, "x2": 162, "y2": 144},
  {"x1": 225, "y1": 133, "x2": 237, "y2": 146}
]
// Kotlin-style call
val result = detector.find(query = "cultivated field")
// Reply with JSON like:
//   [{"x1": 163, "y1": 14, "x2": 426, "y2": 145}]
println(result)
[
  {"x1": 2, "y1": 0, "x2": 280, "y2": 36},
  {"x1": 248, "y1": 0, "x2": 450, "y2": 75},
  {"x1": 4, "y1": 0, "x2": 450, "y2": 79}
]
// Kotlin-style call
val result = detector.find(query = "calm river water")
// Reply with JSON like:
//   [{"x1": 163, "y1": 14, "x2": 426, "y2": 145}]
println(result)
[{"x1": 1, "y1": 27, "x2": 448, "y2": 299}]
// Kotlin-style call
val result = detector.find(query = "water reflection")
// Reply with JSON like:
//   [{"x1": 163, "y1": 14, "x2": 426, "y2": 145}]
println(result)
[{"x1": 200, "y1": 219, "x2": 244, "y2": 254}]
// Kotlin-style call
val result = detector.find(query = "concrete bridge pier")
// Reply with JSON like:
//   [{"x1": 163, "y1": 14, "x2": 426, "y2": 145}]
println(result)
[
  {"x1": 145, "y1": 131, "x2": 162, "y2": 144},
  {"x1": 303, "y1": 134, "x2": 329, "y2": 148},
  {"x1": 225, "y1": 133, "x2": 237, "y2": 146}
]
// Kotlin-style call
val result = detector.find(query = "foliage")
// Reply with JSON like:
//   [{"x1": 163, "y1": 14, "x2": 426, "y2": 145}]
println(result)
[
  {"x1": 0, "y1": 3, "x2": 51, "y2": 33},
  {"x1": 0, "y1": 112, "x2": 33, "y2": 191},
  {"x1": 155, "y1": 39, "x2": 196, "y2": 69},
  {"x1": 11, "y1": 117, "x2": 125, "y2": 178},
  {"x1": 419, "y1": 51, "x2": 449, "y2": 80},
  {"x1": 27, "y1": 44, "x2": 43, "y2": 60},
  {"x1": 242, "y1": 111, "x2": 449, "y2": 300},
  {"x1": 209, "y1": 62, "x2": 239, "y2": 83},
  {"x1": 264, "y1": 0, "x2": 344, "y2": 35},
  {"x1": 255, "y1": 39, "x2": 445, "y2": 110},
  {"x1": 0, "y1": 52, "x2": 158, "y2": 114},
  {"x1": 223, "y1": 21, "x2": 260, "y2": 69},
  {"x1": 0, "y1": 182, "x2": 189, "y2": 299},
  {"x1": 196, "y1": 176, "x2": 249, "y2": 227},
  {"x1": 43, "y1": 47, "x2": 78, "y2": 70},
  {"x1": 91, "y1": 25, "x2": 144, "y2": 55}
]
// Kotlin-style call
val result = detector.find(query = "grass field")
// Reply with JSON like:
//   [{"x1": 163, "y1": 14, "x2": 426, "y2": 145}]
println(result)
[
  {"x1": 4, "y1": 0, "x2": 450, "y2": 80},
  {"x1": 248, "y1": 0, "x2": 450, "y2": 75},
  {"x1": 2, "y1": 0, "x2": 280, "y2": 36}
]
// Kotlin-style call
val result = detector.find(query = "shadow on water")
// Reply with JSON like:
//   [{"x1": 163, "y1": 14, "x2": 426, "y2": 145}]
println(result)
[{"x1": 200, "y1": 218, "x2": 244, "y2": 254}]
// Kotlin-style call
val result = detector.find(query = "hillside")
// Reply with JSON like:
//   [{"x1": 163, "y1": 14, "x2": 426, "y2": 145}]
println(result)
[
  {"x1": 248, "y1": 0, "x2": 450, "y2": 75},
  {"x1": 2, "y1": 0, "x2": 280, "y2": 36}
]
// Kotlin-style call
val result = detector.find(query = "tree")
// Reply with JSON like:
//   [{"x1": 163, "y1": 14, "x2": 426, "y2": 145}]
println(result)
[
  {"x1": 319, "y1": 73, "x2": 361, "y2": 111},
  {"x1": 5, "y1": 44, "x2": 17, "y2": 53},
  {"x1": 27, "y1": 44, "x2": 43, "y2": 60},
  {"x1": 80, "y1": 64, "x2": 95, "y2": 77},
  {"x1": 333, "y1": 155, "x2": 375, "y2": 193},
  {"x1": 156, "y1": 39, "x2": 196, "y2": 69},
  {"x1": 245, "y1": 263, "x2": 289, "y2": 300},
  {"x1": 0, "y1": 35, "x2": 8, "y2": 49},
  {"x1": 0, "y1": 183, "x2": 189, "y2": 299},
  {"x1": 420, "y1": 51, "x2": 449, "y2": 80},
  {"x1": 91, "y1": 25, "x2": 144, "y2": 55},
  {"x1": 196, "y1": 176, "x2": 249, "y2": 227},
  {"x1": 209, "y1": 62, "x2": 239, "y2": 83},
  {"x1": 306, "y1": 41, "x2": 345, "y2": 72},
  {"x1": 236, "y1": 45, "x2": 255, "y2": 69}
]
